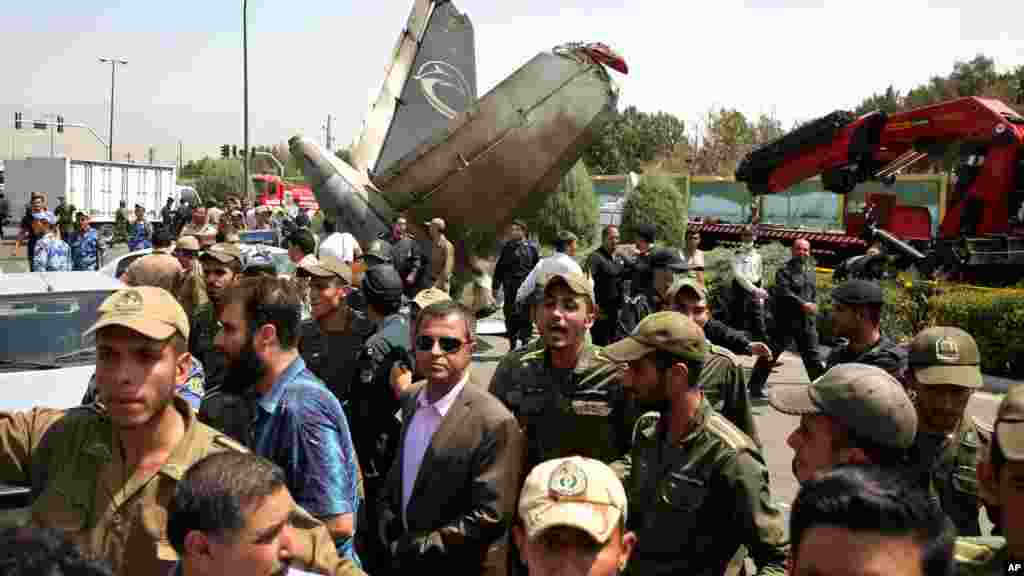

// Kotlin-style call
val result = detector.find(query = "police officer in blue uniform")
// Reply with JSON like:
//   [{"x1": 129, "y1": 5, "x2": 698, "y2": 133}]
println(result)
[{"x1": 68, "y1": 212, "x2": 100, "y2": 271}]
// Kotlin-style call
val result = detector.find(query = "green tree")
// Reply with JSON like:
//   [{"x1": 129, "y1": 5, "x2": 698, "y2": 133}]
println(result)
[
  {"x1": 520, "y1": 160, "x2": 600, "y2": 246},
  {"x1": 620, "y1": 171, "x2": 689, "y2": 248},
  {"x1": 692, "y1": 107, "x2": 754, "y2": 176},
  {"x1": 583, "y1": 106, "x2": 687, "y2": 174},
  {"x1": 194, "y1": 159, "x2": 244, "y2": 206}
]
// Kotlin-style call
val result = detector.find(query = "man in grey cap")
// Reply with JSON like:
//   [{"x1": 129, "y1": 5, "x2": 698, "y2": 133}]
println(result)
[
  {"x1": 825, "y1": 279, "x2": 907, "y2": 380},
  {"x1": 769, "y1": 363, "x2": 918, "y2": 484},
  {"x1": 906, "y1": 327, "x2": 986, "y2": 536}
]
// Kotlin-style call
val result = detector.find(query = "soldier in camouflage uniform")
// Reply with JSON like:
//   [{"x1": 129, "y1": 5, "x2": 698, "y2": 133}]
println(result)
[
  {"x1": 666, "y1": 277, "x2": 760, "y2": 446},
  {"x1": 68, "y1": 212, "x2": 100, "y2": 271},
  {"x1": 907, "y1": 327, "x2": 985, "y2": 536},
  {"x1": 954, "y1": 385, "x2": 1024, "y2": 574},
  {"x1": 0, "y1": 286, "x2": 363, "y2": 576},
  {"x1": 603, "y1": 311, "x2": 788, "y2": 575},
  {"x1": 489, "y1": 272, "x2": 633, "y2": 473},
  {"x1": 31, "y1": 211, "x2": 72, "y2": 272}
]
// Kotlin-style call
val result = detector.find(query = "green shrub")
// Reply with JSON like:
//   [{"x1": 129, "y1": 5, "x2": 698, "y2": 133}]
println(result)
[
  {"x1": 620, "y1": 172, "x2": 689, "y2": 249},
  {"x1": 928, "y1": 287, "x2": 1024, "y2": 377},
  {"x1": 520, "y1": 160, "x2": 600, "y2": 247}
]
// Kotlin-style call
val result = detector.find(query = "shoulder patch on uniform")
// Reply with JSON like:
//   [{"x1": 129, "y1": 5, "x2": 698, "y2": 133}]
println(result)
[
  {"x1": 212, "y1": 434, "x2": 248, "y2": 453},
  {"x1": 706, "y1": 411, "x2": 755, "y2": 451},
  {"x1": 708, "y1": 343, "x2": 738, "y2": 363}
]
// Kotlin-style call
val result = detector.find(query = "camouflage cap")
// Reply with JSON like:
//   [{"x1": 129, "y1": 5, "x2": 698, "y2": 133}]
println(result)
[
  {"x1": 543, "y1": 272, "x2": 595, "y2": 303},
  {"x1": 667, "y1": 277, "x2": 707, "y2": 303},
  {"x1": 908, "y1": 326, "x2": 982, "y2": 389},
  {"x1": 413, "y1": 287, "x2": 451, "y2": 310},
  {"x1": 200, "y1": 243, "x2": 243, "y2": 264},
  {"x1": 518, "y1": 456, "x2": 627, "y2": 544},
  {"x1": 995, "y1": 385, "x2": 1024, "y2": 461},
  {"x1": 768, "y1": 363, "x2": 918, "y2": 450},
  {"x1": 603, "y1": 311, "x2": 707, "y2": 363},
  {"x1": 299, "y1": 255, "x2": 352, "y2": 284},
  {"x1": 84, "y1": 286, "x2": 190, "y2": 341}
]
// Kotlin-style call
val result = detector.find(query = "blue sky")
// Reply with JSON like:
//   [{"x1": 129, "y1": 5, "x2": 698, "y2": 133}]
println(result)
[{"x1": 2, "y1": 0, "x2": 1022, "y2": 159}]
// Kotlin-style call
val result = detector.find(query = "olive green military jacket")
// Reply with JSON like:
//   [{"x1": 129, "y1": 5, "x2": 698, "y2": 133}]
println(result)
[
  {"x1": 701, "y1": 342, "x2": 761, "y2": 447},
  {"x1": 916, "y1": 416, "x2": 983, "y2": 536},
  {"x1": 614, "y1": 400, "x2": 788, "y2": 576},
  {"x1": 489, "y1": 342, "x2": 633, "y2": 473},
  {"x1": 0, "y1": 397, "x2": 364, "y2": 576},
  {"x1": 954, "y1": 536, "x2": 1014, "y2": 575}
]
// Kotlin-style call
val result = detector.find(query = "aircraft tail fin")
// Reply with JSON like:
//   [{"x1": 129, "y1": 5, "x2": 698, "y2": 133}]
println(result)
[{"x1": 351, "y1": 0, "x2": 477, "y2": 178}]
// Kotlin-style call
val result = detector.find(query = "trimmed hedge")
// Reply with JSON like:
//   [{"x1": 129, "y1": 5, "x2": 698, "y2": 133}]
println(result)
[{"x1": 703, "y1": 243, "x2": 1024, "y2": 378}]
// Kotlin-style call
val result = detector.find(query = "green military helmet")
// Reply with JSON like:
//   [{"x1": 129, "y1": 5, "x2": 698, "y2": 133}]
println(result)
[{"x1": 363, "y1": 239, "x2": 392, "y2": 265}]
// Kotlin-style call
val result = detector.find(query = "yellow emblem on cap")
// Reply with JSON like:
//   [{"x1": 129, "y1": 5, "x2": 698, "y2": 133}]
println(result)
[
  {"x1": 112, "y1": 289, "x2": 144, "y2": 313},
  {"x1": 548, "y1": 460, "x2": 587, "y2": 498},
  {"x1": 935, "y1": 336, "x2": 960, "y2": 363}
]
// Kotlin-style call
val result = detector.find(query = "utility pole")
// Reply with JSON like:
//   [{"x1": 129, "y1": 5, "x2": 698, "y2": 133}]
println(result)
[
  {"x1": 99, "y1": 58, "x2": 128, "y2": 161},
  {"x1": 242, "y1": 0, "x2": 250, "y2": 206},
  {"x1": 326, "y1": 115, "x2": 334, "y2": 152}
]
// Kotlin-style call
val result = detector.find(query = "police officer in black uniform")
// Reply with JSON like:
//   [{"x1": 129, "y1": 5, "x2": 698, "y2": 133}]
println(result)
[
  {"x1": 826, "y1": 279, "x2": 907, "y2": 380},
  {"x1": 749, "y1": 238, "x2": 825, "y2": 399},
  {"x1": 493, "y1": 219, "x2": 540, "y2": 349}
]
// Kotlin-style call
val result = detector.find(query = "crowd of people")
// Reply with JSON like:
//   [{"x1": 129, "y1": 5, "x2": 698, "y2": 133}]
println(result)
[{"x1": 0, "y1": 202, "x2": 1019, "y2": 576}]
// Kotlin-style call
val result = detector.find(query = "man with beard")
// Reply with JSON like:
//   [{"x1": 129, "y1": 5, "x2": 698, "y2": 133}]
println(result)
[
  {"x1": 489, "y1": 272, "x2": 632, "y2": 474},
  {"x1": 168, "y1": 452, "x2": 322, "y2": 576},
  {"x1": 192, "y1": 243, "x2": 243, "y2": 394},
  {"x1": 586, "y1": 225, "x2": 627, "y2": 346},
  {"x1": 0, "y1": 286, "x2": 362, "y2": 576},
  {"x1": 204, "y1": 276, "x2": 362, "y2": 564},
  {"x1": 906, "y1": 327, "x2": 985, "y2": 536},
  {"x1": 603, "y1": 311, "x2": 788, "y2": 575},
  {"x1": 825, "y1": 280, "x2": 907, "y2": 381},
  {"x1": 748, "y1": 238, "x2": 824, "y2": 400},
  {"x1": 665, "y1": 277, "x2": 760, "y2": 445},
  {"x1": 769, "y1": 363, "x2": 918, "y2": 485},
  {"x1": 296, "y1": 256, "x2": 374, "y2": 402},
  {"x1": 493, "y1": 220, "x2": 540, "y2": 350}
]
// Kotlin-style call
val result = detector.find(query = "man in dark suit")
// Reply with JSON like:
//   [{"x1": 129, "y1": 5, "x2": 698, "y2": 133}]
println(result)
[{"x1": 379, "y1": 301, "x2": 524, "y2": 575}]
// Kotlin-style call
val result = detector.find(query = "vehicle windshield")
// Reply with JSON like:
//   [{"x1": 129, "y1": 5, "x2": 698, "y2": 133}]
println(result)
[{"x1": 0, "y1": 291, "x2": 109, "y2": 365}]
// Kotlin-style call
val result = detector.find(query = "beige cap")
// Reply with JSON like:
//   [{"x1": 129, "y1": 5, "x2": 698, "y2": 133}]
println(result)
[
  {"x1": 519, "y1": 456, "x2": 627, "y2": 543},
  {"x1": 769, "y1": 363, "x2": 918, "y2": 450},
  {"x1": 413, "y1": 287, "x2": 451, "y2": 309},
  {"x1": 603, "y1": 311, "x2": 707, "y2": 363},
  {"x1": 299, "y1": 255, "x2": 352, "y2": 284},
  {"x1": 425, "y1": 217, "x2": 446, "y2": 231},
  {"x1": 85, "y1": 286, "x2": 190, "y2": 341},
  {"x1": 995, "y1": 385, "x2": 1024, "y2": 461},
  {"x1": 201, "y1": 243, "x2": 243, "y2": 264},
  {"x1": 908, "y1": 326, "x2": 983, "y2": 389},
  {"x1": 543, "y1": 272, "x2": 595, "y2": 303},
  {"x1": 176, "y1": 235, "x2": 201, "y2": 251}
]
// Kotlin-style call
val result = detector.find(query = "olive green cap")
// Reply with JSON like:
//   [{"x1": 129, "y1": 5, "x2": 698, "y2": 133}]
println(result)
[
  {"x1": 667, "y1": 277, "x2": 707, "y2": 303},
  {"x1": 768, "y1": 363, "x2": 918, "y2": 450},
  {"x1": 603, "y1": 311, "x2": 707, "y2": 363},
  {"x1": 363, "y1": 239, "x2": 392, "y2": 263},
  {"x1": 908, "y1": 327, "x2": 983, "y2": 389},
  {"x1": 543, "y1": 272, "x2": 595, "y2": 303},
  {"x1": 84, "y1": 286, "x2": 190, "y2": 341},
  {"x1": 995, "y1": 385, "x2": 1024, "y2": 461}
]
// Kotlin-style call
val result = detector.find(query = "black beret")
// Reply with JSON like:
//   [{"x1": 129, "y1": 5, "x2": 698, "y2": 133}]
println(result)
[
  {"x1": 649, "y1": 247, "x2": 687, "y2": 272},
  {"x1": 634, "y1": 224, "x2": 656, "y2": 243},
  {"x1": 362, "y1": 264, "x2": 404, "y2": 305},
  {"x1": 832, "y1": 279, "x2": 884, "y2": 305}
]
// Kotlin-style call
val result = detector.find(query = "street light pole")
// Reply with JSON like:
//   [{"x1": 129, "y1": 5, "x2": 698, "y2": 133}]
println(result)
[
  {"x1": 243, "y1": 0, "x2": 250, "y2": 206},
  {"x1": 99, "y1": 57, "x2": 128, "y2": 161}
]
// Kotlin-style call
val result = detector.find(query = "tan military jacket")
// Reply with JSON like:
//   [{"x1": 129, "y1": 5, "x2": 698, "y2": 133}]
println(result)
[{"x1": 0, "y1": 397, "x2": 363, "y2": 576}]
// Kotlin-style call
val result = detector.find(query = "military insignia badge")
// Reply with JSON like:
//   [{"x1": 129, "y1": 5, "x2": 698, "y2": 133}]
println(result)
[
  {"x1": 112, "y1": 289, "x2": 144, "y2": 313},
  {"x1": 936, "y1": 337, "x2": 960, "y2": 363},
  {"x1": 548, "y1": 460, "x2": 587, "y2": 498}
]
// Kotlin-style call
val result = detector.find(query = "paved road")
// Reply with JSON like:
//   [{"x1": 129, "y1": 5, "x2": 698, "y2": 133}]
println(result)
[{"x1": 470, "y1": 332, "x2": 1004, "y2": 538}]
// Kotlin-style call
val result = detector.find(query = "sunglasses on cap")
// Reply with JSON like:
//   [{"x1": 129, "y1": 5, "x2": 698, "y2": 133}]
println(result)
[{"x1": 415, "y1": 335, "x2": 466, "y2": 354}]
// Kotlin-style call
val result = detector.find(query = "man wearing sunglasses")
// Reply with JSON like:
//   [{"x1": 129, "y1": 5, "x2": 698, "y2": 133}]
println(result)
[{"x1": 379, "y1": 301, "x2": 523, "y2": 574}]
